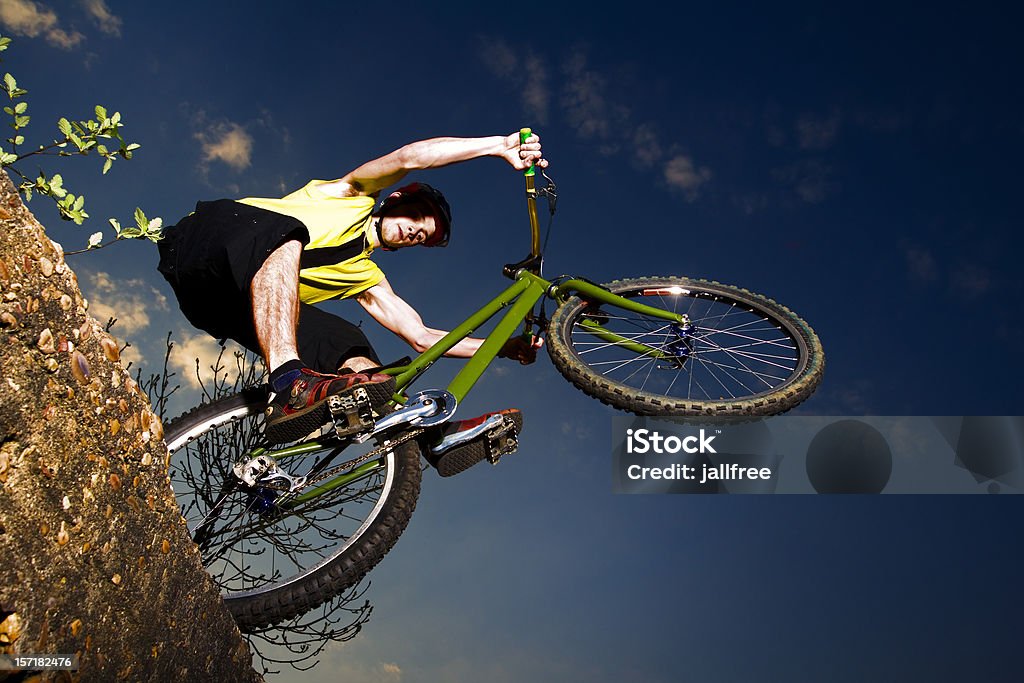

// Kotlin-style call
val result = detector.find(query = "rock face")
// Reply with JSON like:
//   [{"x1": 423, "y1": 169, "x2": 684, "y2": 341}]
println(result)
[{"x1": 0, "y1": 173, "x2": 260, "y2": 681}]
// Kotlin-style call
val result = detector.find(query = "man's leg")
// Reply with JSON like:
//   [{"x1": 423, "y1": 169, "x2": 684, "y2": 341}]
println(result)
[
  {"x1": 341, "y1": 356, "x2": 377, "y2": 372},
  {"x1": 250, "y1": 239, "x2": 302, "y2": 372},
  {"x1": 253, "y1": 241, "x2": 395, "y2": 444}
]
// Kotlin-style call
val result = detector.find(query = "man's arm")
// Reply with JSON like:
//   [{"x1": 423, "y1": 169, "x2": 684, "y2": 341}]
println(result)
[
  {"x1": 316, "y1": 132, "x2": 546, "y2": 198},
  {"x1": 355, "y1": 279, "x2": 538, "y2": 362}
]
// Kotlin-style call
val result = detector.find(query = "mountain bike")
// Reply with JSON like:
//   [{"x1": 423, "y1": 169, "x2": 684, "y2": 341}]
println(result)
[{"x1": 164, "y1": 130, "x2": 825, "y2": 631}]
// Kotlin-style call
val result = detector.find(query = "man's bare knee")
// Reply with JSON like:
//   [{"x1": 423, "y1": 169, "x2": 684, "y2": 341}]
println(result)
[{"x1": 341, "y1": 356, "x2": 376, "y2": 373}]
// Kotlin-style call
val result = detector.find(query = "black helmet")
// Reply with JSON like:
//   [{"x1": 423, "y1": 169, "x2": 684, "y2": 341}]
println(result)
[{"x1": 375, "y1": 182, "x2": 452, "y2": 247}]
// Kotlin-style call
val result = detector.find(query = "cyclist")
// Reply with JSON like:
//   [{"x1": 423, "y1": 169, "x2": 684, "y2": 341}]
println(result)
[{"x1": 158, "y1": 131, "x2": 546, "y2": 476}]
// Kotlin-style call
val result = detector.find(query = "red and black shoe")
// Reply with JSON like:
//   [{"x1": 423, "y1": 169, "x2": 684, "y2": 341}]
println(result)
[
  {"x1": 426, "y1": 409, "x2": 523, "y2": 477},
  {"x1": 264, "y1": 368, "x2": 395, "y2": 445}
]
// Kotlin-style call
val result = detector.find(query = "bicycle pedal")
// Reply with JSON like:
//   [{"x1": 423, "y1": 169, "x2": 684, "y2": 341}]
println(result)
[
  {"x1": 327, "y1": 387, "x2": 375, "y2": 437},
  {"x1": 485, "y1": 417, "x2": 519, "y2": 465}
]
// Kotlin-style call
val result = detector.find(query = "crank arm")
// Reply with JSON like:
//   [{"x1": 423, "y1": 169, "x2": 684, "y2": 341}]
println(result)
[{"x1": 354, "y1": 389, "x2": 458, "y2": 443}]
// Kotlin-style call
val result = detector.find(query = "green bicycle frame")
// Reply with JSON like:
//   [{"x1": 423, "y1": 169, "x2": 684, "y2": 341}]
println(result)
[
  {"x1": 382, "y1": 272, "x2": 688, "y2": 403},
  {"x1": 276, "y1": 270, "x2": 686, "y2": 503}
]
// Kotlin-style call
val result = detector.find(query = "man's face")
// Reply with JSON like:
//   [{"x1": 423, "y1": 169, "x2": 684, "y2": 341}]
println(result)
[{"x1": 378, "y1": 202, "x2": 438, "y2": 249}]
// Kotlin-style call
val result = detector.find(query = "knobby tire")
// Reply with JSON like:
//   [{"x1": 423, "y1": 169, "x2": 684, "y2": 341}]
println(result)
[{"x1": 547, "y1": 276, "x2": 824, "y2": 416}]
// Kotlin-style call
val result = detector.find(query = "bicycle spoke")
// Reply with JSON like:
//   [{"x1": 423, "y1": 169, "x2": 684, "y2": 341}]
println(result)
[
  {"x1": 173, "y1": 410, "x2": 394, "y2": 597},
  {"x1": 561, "y1": 281, "x2": 809, "y2": 405}
]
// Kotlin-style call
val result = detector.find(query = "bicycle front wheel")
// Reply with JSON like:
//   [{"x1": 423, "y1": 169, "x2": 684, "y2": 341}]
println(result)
[
  {"x1": 547, "y1": 276, "x2": 824, "y2": 416},
  {"x1": 165, "y1": 387, "x2": 421, "y2": 631}
]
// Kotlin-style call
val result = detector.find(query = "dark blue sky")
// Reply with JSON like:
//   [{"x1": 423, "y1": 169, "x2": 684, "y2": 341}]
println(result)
[{"x1": 4, "y1": 1, "x2": 1021, "y2": 680}]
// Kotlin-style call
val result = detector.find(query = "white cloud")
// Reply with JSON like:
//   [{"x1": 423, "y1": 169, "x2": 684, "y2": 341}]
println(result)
[
  {"x1": 87, "y1": 271, "x2": 168, "y2": 335},
  {"x1": 950, "y1": 264, "x2": 992, "y2": 299},
  {"x1": 0, "y1": 0, "x2": 56, "y2": 36},
  {"x1": 196, "y1": 122, "x2": 253, "y2": 171},
  {"x1": 168, "y1": 332, "x2": 247, "y2": 390},
  {"x1": 81, "y1": 0, "x2": 120, "y2": 36},
  {"x1": 796, "y1": 111, "x2": 841, "y2": 150},
  {"x1": 0, "y1": 0, "x2": 83, "y2": 49},
  {"x1": 562, "y1": 51, "x2": 613, "y2": 140},
  {"x1": 479, "y1": 37, "x2": 518, "y2": 79},
  {"x1": 118, "y1": 340, "x2": 143, "y2": 369},
  {"x1": 906, "y1": 247, "x2": 938, "y2": 283},
  {"x1": 522, "y1": 53, "x2": 549, "y2": 125},
  {"x1": 302, "y1": 644, "x2": 404, "y2": 683},
  {"x1": 772, "y1": 160, "x2": 835, "y2": 203},
  {"x1": 44, "y1": 25, "x2": 82, "y2": 48},
  {"x1": 632, "y1": 124, "x2": 663, "y2": 168},
  {"x1": 482, "y1": 43, "x2": 710, "y2": 201},
  {"x1": 663, "y1": 155, "x2": 712, "y2": 200},
  {"x1": 478, "y1": 37, "x2": 549, "y2": 125}
]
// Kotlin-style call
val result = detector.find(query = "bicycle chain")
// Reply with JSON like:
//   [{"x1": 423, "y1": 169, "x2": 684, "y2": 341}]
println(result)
[{"x1": 260, "y1": 428, "x2": 425, "y2": 492}]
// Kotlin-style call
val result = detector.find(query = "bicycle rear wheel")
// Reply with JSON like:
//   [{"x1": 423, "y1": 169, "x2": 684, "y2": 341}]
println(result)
[
  {"x1": 547, "y1": 276, "x2": 824, "y2": 416},
  {"x1": 165, "y1": 387, "x2": 421, "y2": 631}
]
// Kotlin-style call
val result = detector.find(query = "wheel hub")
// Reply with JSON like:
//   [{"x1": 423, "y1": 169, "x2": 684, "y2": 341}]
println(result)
[{"x1": 665, "y1": 319, "x2": 696, "y2": 360}]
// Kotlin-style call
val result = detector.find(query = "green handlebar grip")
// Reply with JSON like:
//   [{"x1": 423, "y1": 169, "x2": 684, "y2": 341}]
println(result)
[{"x1": 519, "y1": 127, "x2": 536, "y2": 177}]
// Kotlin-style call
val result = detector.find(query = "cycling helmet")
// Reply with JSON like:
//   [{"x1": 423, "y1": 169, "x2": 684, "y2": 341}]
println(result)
[{"x1": 374, "y1": 182, "x2": 452, "y2": 248}]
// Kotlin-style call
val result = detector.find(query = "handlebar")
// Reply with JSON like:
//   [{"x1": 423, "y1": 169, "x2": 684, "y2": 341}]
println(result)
[
  {"x1": 520, "y1": 127, "x2": 537, "y2": 178},
  {"x1": 502, "y1": 128, "x2": 555, "y2": 281},
  {"x1": 520, "y1": 127, "x2": 542, "y2": 262}
]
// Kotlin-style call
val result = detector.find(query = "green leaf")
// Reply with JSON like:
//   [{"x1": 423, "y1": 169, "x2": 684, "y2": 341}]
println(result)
[
  {"x1": 49, "y1": 175, "x2": 68, "y2": 198},
  {"x1": 108, "y1": 217, "x2": 121, "y2": 234},
  {"x1": 14, "y1": 101, "x2": 26, "y2": 114},
  {"x1": 145, "y1": 216, "x2": 164, "y2": 238},
  {"x1": 0, "y1": 37, "x2": 12, "y2": 52},
  {"x1": 3, "y1": 107, "x2": 11, "y2": 115},
  {"x1": 134, "y1": 207, "x2": 147, "y2": 229},
  {"x1": 3, "y1": 73, "x2": 15, "y2": 94},
  {"x1": 14, "y1": 114, "x2": 28, "y2": 127},
  {"x1": 73, "y1": 195, "x2": 85, "y2": 211},
  {"x1": 13, "y1": 135, "x2": 23, "y2": 145},
  {"x1": 125, "y1": 143, "x2": 140, "y2": 151},
  {"x1": 102, "y1": 157, "x2": 112, "y2": 174},
  {"x1": 0, "y1": 151, "x2": 16, "y2": 165},
  {"x1": 95, "y1": 105, "x2": 107, "y2": 120},
  {"x1": 57, "y1": 118, "x2": 71, "y2": 136},
  {"x1": 111, "y1": 111, "x2": 121, "y2": 125}
]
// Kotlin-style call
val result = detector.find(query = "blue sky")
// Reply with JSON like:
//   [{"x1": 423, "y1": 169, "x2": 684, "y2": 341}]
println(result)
[{"x1": 3, "y1": 1, "x2": 1022, "y2": 680}]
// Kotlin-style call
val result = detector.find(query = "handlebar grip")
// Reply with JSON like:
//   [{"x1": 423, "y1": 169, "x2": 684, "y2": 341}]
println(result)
[{"x1": 519, "y1": 127, "x2": 536, "y2": 177}]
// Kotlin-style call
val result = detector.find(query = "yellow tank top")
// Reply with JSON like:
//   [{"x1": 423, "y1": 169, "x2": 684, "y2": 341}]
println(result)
[{"x1": 238, "y1": 180, "x2": 384, "y2": 303}]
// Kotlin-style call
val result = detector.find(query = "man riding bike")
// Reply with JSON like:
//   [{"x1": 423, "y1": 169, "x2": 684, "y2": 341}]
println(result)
[{"x1": 157, "y1": 131, "x2": 546, "y2": 476}]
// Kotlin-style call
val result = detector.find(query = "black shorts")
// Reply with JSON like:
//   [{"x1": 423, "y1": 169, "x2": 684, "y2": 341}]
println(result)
[{"x1": 157, "y1": 199, "x2": 380, "y2": 372}]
